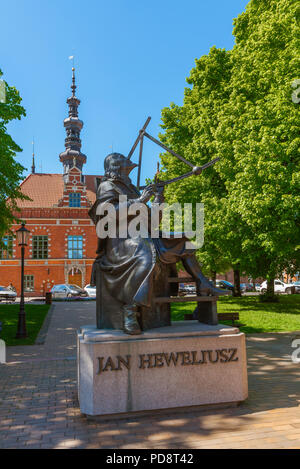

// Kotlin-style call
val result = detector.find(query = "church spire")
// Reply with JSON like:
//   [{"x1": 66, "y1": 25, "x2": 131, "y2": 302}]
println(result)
[
  {"x1": 71, "y1": 67, "x2": 76, "y2": 98},
  {"x1": 31, "y1": 139, "x2": 36, "y2": 174},
  {"x1": 59, "y1": 65, "x2": 87, "y2": 178}
]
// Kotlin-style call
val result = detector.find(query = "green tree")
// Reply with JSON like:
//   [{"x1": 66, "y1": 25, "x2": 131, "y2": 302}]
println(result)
[
  {"x1": 216, "y1": 0, "x2": 300, "y2": 295},
  {"x1": 0, "y1": 68, "x2": 27, "y2": 237},
  {"x1": 159, "y1": 0, "x2": 300, "y2": 298},
  {"x1": 159, "y1": 49, "x2": 228, "y2": 263},
  {"x1": 159, "y1": 48, "x2": 245, "y2": 294}
]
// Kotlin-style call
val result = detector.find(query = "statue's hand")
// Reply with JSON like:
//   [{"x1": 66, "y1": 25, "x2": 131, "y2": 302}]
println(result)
[
  {"x1": 153, "y1": 184, "x2": 165, "y2": 204},
  {"x1": 138, "y1": 184, "x2": 156, "y2": 203}
]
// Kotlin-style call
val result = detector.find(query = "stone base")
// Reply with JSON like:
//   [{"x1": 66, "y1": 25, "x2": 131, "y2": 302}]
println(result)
[{"x1": 77, "y1": 322, "x2": 248, "y2": 416}]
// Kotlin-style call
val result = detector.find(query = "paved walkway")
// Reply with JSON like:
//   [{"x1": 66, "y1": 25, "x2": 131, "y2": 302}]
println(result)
[{"x1": 0, "y1": 302, "x2": 300, "y2": 449}]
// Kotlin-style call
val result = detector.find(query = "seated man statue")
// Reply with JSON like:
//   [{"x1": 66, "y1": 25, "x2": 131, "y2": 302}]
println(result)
[{"x1": 89, "y1": 152, "x2": 226, "y2": 335}]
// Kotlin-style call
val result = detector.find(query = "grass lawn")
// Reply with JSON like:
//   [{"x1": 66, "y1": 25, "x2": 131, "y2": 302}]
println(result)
[
  {"x1": 171, "y1": 294, "x2": 300, "y2": 333},
  {"x1": 0, "y1": 304, "x2": 50, "y2": 346}
]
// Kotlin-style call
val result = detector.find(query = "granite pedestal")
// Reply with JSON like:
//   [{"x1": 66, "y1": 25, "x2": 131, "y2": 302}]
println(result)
[{"x1": 77, "y1": 321, "x2": 248, "y2": 416}]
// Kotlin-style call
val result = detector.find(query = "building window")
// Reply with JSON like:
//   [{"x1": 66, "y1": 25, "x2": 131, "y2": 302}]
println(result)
[
  {"x1": 68, "y1": 235, "x2": 83, "y2": 259},
  {"x1": 69, "y1": 192, "x2": 81, "y2": 207},
  {"x1": 32, "y1": 236, "x2": 48, "y2": 259},
  {"x1": 24, "y1": 275, "x2": 34, "y2": 292},
  {"x1": 0, "y1": 235, "x2": 13, "y2": 259}
]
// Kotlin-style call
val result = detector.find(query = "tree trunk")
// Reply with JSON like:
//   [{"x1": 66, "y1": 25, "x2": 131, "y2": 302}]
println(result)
[
  {"x1": 211, "y1": 271, "x2": 217, "y2": 286},
  {"x1": 233, "y1": 269, "x2": 242, "y2": 297},
  {"x1": 266, "y1": 276, "x2": 275, "y2": 296}
]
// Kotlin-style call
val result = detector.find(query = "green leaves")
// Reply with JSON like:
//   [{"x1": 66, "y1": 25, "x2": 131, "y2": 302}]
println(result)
[
  {"x1": 159, "y1": 0, "x2": 300, "y2": 280},
  {"x1": 0, "y1": 68, "x2": 27, "y2": 236}
]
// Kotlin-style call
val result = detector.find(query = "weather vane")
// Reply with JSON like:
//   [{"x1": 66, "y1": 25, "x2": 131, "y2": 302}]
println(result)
[{"x1": 69, "y1": 55, "x2": 75, "y2": 68}]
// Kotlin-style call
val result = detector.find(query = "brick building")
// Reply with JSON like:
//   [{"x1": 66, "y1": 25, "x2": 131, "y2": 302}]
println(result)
[{"x1": 0, "y1": 68, "x2": 101, "y2": 296}]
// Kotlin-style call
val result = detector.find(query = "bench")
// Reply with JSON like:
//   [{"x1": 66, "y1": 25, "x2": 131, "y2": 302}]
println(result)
[
  {"x1": 217, "y1": 313, "x2": 240, "y2": 326},
  {"x1": 184, "y1": 312, "x2": 241, "y2": 327},
  {"x1": 156, "y1": 277, "x2": 242, "y2": 327},
  {"x1": 158, "y1": 276, "x2": 217, "y2": 325}
]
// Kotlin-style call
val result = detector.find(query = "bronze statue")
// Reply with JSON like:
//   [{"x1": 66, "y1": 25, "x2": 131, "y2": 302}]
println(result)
[{"x1": 89, "y1": 152, "x2": 227, "y2": 335}]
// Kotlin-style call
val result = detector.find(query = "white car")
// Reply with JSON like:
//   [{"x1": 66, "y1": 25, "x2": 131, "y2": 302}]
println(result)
[
  {"x1": 260, "y1": 280, "x2": 294, "y2": 294},
  {"x1": 84, "y1": 284, "x2": 96, "y2": 298},
  {"x1": 183, "y1": 285, "x2": 196, "y2": 295},
  {"x1": 51, "y1": 284, "x2": 88, "y2": 299},
  {"x1": 0, "y1": 286, "x2": 17, "y2": 302}
]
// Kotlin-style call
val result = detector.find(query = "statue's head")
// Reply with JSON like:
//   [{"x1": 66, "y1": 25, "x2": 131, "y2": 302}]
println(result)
[{"x1": 104, "y1": 153, "x2": 138, "y2": 181}]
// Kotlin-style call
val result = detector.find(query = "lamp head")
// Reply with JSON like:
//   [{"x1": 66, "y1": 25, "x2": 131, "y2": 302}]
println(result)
[{"x1": 16, "y1": 222, "x2": 30, "y2": 247}]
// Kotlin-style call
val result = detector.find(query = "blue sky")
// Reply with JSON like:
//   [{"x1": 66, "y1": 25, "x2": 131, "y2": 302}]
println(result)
[{"x1": 2, "y1": 0, "x2": 248, "y2": 185}]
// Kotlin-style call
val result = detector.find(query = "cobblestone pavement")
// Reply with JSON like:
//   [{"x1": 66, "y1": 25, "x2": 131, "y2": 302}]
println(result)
[{"x1": 0, "y1": 302, "x2": 300, "y2": 449}]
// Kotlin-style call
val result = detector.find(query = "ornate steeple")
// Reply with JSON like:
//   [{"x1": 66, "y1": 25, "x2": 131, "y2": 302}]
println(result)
[
  {"x1": 59, "y1": 67, "x2": 86, "y2": 178},
  {"x1": 31, "y1": 139, "x2": 36, "y2": 174}
]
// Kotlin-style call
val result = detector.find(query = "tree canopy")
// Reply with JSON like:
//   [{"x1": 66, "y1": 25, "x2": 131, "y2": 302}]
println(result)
[
  {"x1": 0, "y1": 68, "x2": 27, "y2": 236},
  {"x1": 159, "y1": 0, "x2": 300, "y2": 286}
]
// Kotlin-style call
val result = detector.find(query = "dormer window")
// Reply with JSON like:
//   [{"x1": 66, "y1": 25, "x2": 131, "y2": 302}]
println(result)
[{"x1": 69, "y1": 192, "x2": 81, "y2": 207}]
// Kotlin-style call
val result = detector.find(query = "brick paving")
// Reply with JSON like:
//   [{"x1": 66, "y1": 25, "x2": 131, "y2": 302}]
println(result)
[{"x1": 0, "y1": 302, "x2": 300, "y2": 449}]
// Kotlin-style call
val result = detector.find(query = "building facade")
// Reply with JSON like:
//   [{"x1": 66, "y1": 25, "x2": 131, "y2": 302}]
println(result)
[{"x1": 0, "y1": 68, "x2": 100, "y2": 296}]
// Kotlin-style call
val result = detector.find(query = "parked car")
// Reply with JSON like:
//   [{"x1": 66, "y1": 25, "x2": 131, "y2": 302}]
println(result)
[
  {"x1": 260, "y1": 280, "x2": 295, "y2": 294},
  {"x1": 248, "y1": 282, "x2": 261, "y2": 291},
  {"x1": 240, "y1": 283, "x2": 254, "y2": 293},
  {"x1": 84, "y1": 284, "x2": 96, "y2": 298},
  {"x1": 184, "y1": 285, "x2": 196, "y2": 295},
  {"x1": 50, "y1": 284, "x2": 88, "y2": 299},
  {"x1": 215, "y1": 280, "x2": 234, "y2": 292},
  {"x1": 0, "y1": 286, "x2": 17, "y2": 302},
  {"x1": 178, "y1": 284, "x2": 196, "y2": 295},
  {"x1": 178, "y1": 283, "x2": 186, "y2": 296},
  {"x1": 292, "y1": 281, "x2": 300, "y2": 294}
]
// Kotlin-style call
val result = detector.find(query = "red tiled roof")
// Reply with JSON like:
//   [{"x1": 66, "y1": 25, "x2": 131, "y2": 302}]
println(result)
[{"x1": 17, "y1": 173, "x2": 99, "y2": 208}]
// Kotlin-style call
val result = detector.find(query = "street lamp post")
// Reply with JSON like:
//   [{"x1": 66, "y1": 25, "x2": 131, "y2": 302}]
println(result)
[{"x1": 16, "y1": 222, "x2": 30, "y2": 339}]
